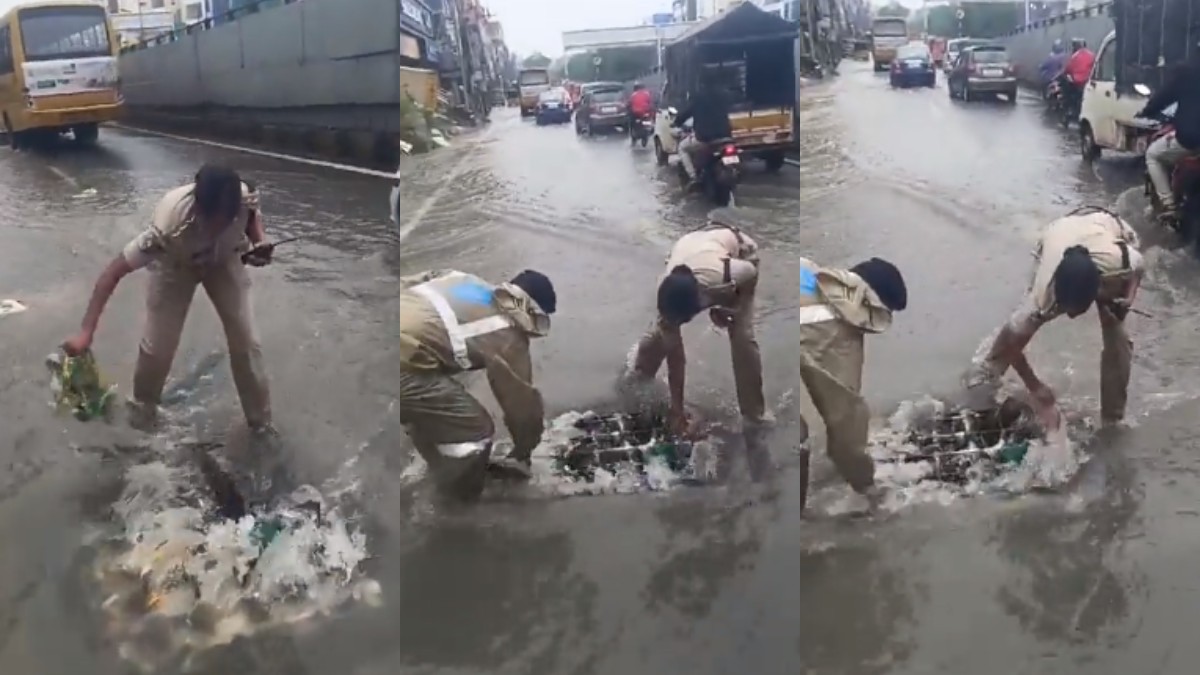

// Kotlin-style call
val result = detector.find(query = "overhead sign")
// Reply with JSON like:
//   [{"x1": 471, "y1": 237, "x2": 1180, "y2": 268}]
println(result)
[
  {"x1": 651, "y1": 13, "x2": 674, "y2": 26},
  {"x1": 955, "y1": 8, "x2": 965, "y2": 19},
  {"x1": 593, "y1": 55, "x2": 603, "y2": 65}
]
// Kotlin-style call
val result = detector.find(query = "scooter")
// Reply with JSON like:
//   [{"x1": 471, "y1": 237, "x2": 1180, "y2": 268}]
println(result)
[
  {"x1": 673, "y1": 128, "x2": 741, "y2": 207},
  {"x1": 630, "y1": 113, "x2": 653, "y2": 147}
]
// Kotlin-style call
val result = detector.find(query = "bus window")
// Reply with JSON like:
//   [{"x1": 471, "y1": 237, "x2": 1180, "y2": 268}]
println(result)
[
  {"x1": 0, "y1": 25, "x2": 12, "y2": 74},
  {"x1": 18, "y1": 5, "x2": 111, "y2": 61}
]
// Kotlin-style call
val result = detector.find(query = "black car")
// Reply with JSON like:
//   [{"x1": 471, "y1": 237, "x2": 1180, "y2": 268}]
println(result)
[
  {"x1": 889, "y1": 42, "x2": 936, "y2": 88},
  {"x1": 575, "y1": 86, "x2": 628, "y2": 136}
]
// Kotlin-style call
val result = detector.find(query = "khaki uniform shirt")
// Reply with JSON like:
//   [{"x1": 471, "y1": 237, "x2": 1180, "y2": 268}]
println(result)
[
  {"x1": 399, "y1": 270, "x2": 549, "y2": 454},
  {"x1": 123, "y1": 182, "x2": 259, "y2": 271},
  {"x1": 1008, "y1": 211, "x2": 1142, "y2": 334}
]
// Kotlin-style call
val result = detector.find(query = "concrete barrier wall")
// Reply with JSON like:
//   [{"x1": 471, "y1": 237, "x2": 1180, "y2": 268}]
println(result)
[
  {"x1": 119, "y1": 0, "x2": 400, "y2": 133},
  {"x1": 999, "y1": 13, "x2": 1114, "y2": 87}
]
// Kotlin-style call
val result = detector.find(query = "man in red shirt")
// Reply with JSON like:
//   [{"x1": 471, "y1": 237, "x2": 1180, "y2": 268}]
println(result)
[
  {"x1": 628, "y1": 82, "x2": 653, "y2": 131},
  {"x1": 1059, "y1": 38, "x2": 1094, "y2": 115}
]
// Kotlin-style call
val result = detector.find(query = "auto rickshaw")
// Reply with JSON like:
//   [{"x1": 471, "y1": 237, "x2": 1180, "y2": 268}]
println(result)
[{"x1": 651, "y1": 1, "x2": 799, "y2": 173}]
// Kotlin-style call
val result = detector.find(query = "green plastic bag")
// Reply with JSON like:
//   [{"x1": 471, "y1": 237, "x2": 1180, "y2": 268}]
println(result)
[{"x1": 46, "y1": 350, "x2": 116, "y2": 421}]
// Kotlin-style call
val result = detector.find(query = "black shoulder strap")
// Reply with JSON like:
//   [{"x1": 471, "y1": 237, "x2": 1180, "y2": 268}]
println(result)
[{"x1": 1117, "y1": 240, "x2": 1130, "y2": 270}]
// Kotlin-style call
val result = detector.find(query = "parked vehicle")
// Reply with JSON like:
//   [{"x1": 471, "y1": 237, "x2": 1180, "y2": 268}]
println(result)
[
  {"x1": 947, "y1": 44, "x2": 1017, "y2": 103},
  {"x1": 889, "y1": 42, "x2": 936, "y2": 88},
  {"x1": 575, "y1": 85, "x2": 627, "y2": 135},
  {"x1": 535, "y1": 88, "x2": 572, "y2": 126},
  {"x1": 653, "y1": 2, "x2": 797, "y2": 172},
  {"x1": 1140, "y1": 107, "x2": 1200, "y2": 248},
  {"x1": 870, "y1": 17, "x2": 909, "y2": 71}
]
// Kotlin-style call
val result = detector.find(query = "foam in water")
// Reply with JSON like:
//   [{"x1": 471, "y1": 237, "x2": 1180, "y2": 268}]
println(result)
[
  {"x1": 94, "y1": 450, "x2": 377, "y2": 672},
  {"x1": 821, "y1": 396, "x2": 1084, "y2": 516}
]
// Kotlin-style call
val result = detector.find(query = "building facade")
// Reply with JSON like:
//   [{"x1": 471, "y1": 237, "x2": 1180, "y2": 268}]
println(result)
[{"x1": 400, "y1": 0, "x2": 438, "y2": 67}]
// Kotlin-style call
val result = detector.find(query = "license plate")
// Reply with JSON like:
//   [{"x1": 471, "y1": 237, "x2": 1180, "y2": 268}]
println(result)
[
  {"x1": 601, "y1": 106, "x2": 617, "y2": 113},
  {"x1": 905, "y1": 60, "x2": 924, "y2": 67},
  {"x1": 721, "y1": 155, "x2": 740, "y2": 165},
  {"x1": 983, "y1": 68, "x2": 1003, "y2": 77},
  {"x1": 545, "y1": 102, "x2": 558, "y2": 108}
]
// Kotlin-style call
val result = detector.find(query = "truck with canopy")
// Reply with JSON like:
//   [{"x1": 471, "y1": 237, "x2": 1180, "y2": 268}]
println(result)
[{"x1": 652, "y1": 2, "x2": 799, "y2": 172}]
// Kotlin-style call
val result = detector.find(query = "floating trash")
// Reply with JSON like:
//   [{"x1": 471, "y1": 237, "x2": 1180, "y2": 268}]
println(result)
[
  {"x1": 548, "y1": 411, "x2": 697, "y2": 482},
  {"x1": 46, "y1": 349, "x2": 116, "y2": 421},
  {"x1": 0, "y1": 298, "x2": 27, "y2": 317}
]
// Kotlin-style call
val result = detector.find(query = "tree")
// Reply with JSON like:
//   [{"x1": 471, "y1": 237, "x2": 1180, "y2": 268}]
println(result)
[
  {"x1": 522, "y1": 52, "x2": 552, "y2": 68},
  {"x1": 876, "y1": 2, "x2": 909, "y2": 19}
]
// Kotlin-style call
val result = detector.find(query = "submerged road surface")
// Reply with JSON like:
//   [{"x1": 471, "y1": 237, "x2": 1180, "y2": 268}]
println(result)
[
  {"x1": 0, "y1": 129, "x2": 397, "y2": 674},
  {"x1": 796, "y1": 63, "x2": 1200, "y2": 674}
]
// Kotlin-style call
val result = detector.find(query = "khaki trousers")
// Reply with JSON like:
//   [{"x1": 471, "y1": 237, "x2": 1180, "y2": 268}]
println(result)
[
  {"x1": 632, "y1": 283, "x2": 765, "y2": 423},
  {"x1": 798, "y1": 321, "x2": 875, "y2": 493},
  {"x1": 397, "y1": 368, "x2": 494, "y2": 500},
  {"x1": 1098, "y1": 303, "x2": 1132, "y2": 423},
  {"x1": 133, "y1": 259, "x2": 271, "y2": 428}
]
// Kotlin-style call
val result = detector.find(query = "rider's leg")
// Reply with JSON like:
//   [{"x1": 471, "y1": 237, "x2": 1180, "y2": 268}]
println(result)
[
  {"x1": 1146, "y1": 134, "x2": 1191, "y2": 212},
  {"x1": 677, "y1": 135, "x2": 698, "y2": 180}
]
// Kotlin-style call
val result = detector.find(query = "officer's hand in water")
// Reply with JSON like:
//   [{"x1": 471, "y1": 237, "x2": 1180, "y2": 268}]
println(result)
[
  {"x1": 668, "y1": 406, "x2": 692, "y2": 436},
  {"x1": 709, "y1": 307, "x2": 735, "y2": 329},
  {"x1": 1029, "y1": 381, "x2": 1062, "y2": 430},
  {"x1": 242, "y1": 242, "x2": 274, "y2": 267},
  {"x1": 61, "y1": 331, "x2": 94, "y2": 357}
]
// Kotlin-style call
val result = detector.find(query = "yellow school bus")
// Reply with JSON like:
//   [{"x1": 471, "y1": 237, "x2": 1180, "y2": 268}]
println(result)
[{"x1": 0, "y1": 1, "x2": 122, "y2": 148}]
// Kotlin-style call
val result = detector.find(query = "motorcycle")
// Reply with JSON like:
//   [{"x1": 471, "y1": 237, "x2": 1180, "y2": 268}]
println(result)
[
  {"x1": 1044, "y1": 79, "x2": 1065, "y2": 121},
  {"x1": 630, "y1": 113, "x2": 653, "y2": 147},
  {"x1": 1140, "y1": 109, "x2": 1200, "y2": 251},
  {"x1": 673, "y1": 128, "x2": 741, "y2": 207}
]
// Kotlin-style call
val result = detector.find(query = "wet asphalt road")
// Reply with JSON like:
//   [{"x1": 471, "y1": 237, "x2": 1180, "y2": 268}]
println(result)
[
  {"x1": 0, "y1": 128, "x2": 397, "y2": 674},
  {"x1": 795, "y1": 63, "x2": 1200, "y2": 674},
  {"x1": 10, "y1": 56, "x2": 1200, "y2": 674}
]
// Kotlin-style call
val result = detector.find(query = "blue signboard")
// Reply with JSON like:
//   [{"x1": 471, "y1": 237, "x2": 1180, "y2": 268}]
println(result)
[
  {"x1": 400, "y1": 0, "x2": 435, "y2": 38},
  {"x1": 651, "y1": 12, "x2": 674, "y2": 26}
]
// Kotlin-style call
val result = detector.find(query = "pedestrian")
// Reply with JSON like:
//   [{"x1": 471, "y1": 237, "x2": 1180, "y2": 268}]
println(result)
[
  {"x1": 797, "y1": 255, "x2": 908, "y2": 506},
  {"x1": 62, "y1": 164, "x2": 275, "y2": 431},
  {"x1": 963, "y1": 207, "x2": 1144, "y2": 430},
  {"x1": 398, "y1": 268, "x2": 557, "y2": 501},
  {"x1": 627, "y1": 208, "x2": 765, "y2": 435}
]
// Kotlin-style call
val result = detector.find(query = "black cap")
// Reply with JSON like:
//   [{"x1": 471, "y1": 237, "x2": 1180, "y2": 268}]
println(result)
[
  {"x1": 511, "y1": 269, "x2": 556, "y2": 314},
  {"x1": 850, "y1": 257, "x2": 908, "y2": 312}
]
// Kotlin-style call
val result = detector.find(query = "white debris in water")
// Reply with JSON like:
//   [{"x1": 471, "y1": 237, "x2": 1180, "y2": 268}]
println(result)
[
  {"x1": 96, "y1": 453, "x2": 374, "y2": 672},
  {"x1": 0, "y1": 298, "x2": 27, "y2": 317},
  {"x1": 818, "y1": 397, "x2": 1085, "y2": 517}
]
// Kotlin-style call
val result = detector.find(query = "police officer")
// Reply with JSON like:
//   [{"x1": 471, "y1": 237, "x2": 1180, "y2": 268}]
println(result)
[
  {"x1": 398, "y1": 268, "x2": 557, "y2": 500},
  {"x1": 63, "y1": 164, "x2": 273, "y2": 431}
]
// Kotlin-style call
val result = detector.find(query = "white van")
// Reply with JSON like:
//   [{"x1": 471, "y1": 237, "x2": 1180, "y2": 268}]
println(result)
[{"x1": 1078, "y1": 30, "x2": 1156, "y2": 160}]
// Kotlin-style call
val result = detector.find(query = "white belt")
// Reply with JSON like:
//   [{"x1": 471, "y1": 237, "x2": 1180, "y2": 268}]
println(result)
[
  {"x1": 797, "y1": 304, "x2": 837, "y2": 326},
  {"x1": 412, "y1": 276, "x2": 513, "y2": 370}
]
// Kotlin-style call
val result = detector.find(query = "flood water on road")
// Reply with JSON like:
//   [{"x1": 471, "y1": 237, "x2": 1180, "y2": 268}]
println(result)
[
  {"x1": 0, "y1": 129, "x2": 397, "y2": 674},
  {"x1": 795, "y1": 63, "x2": 1200, "y2": 674}
]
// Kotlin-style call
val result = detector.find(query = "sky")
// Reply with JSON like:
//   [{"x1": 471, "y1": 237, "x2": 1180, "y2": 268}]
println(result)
[{"x1": 485, "y1": 0, "x2": 671, "y2": 58}]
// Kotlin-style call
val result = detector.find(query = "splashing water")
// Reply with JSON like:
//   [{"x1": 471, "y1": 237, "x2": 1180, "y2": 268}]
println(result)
[
  {"x1": 820, "y1": 396, "x2": 1085, "y2": 515},
  {"x1": 93, "y1": 447, "x2": 377, "y2": 672}
]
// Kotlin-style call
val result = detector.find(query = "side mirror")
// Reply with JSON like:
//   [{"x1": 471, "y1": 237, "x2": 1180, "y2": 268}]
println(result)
[
  {"x1": 1133, "y1": 83, "x2": 1151, "y2": 96},
  {"x1": 666, "y1": 106, "x2": 677, "y2": 116}
]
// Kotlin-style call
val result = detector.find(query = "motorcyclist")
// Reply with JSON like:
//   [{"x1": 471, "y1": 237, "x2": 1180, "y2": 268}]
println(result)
[
  {"x1": 1137, "y1": 57, "x2": 1200, "y2": 222},
  {"x1": 1038, "y1": 40, "x2": 1067, "y2": 89},
  {"x1": 672, "y1": 75, "x2": 734, "y2": 186},
  {"x1": 1057, "y1": 38, "x2": 1094, "y2": 115},
  {"x1": 628, "y1": 82, "x2": 654, "y2": 139}
]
